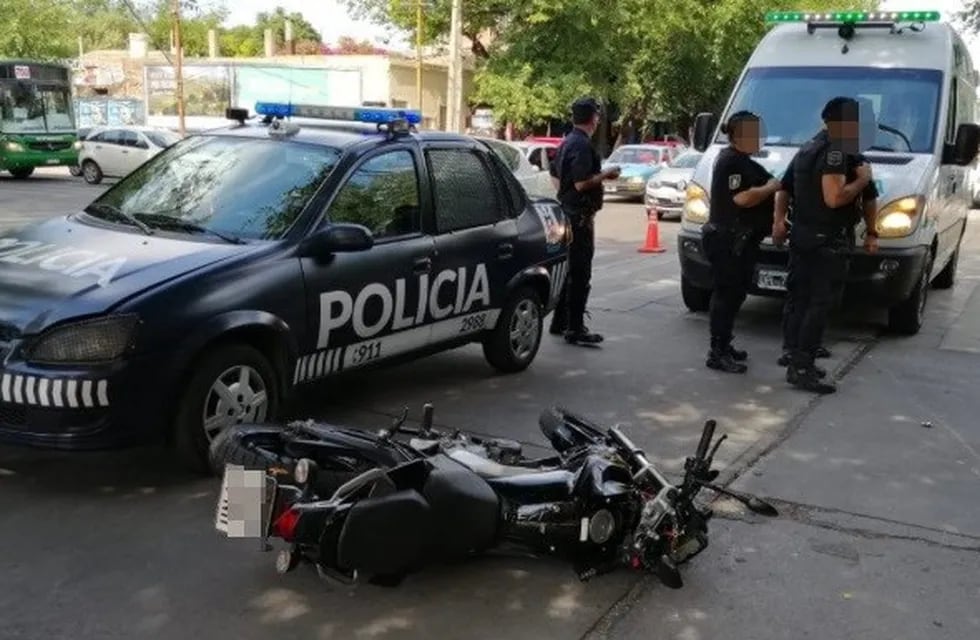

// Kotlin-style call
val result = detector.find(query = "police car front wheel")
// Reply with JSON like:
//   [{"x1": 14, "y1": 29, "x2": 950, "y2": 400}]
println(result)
[
  {"x1": 174, "y1": 343, "x2": 281, "y2": 474},
  {"x1": 482, "y1": 287, "x2": 543, "y2": 373}
]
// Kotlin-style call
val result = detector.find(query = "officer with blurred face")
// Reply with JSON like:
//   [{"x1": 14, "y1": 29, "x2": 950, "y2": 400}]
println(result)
[
  {"x1": 702, "y1": 110, "x2": 782, "y2": 373},
  {"x1": 772, "y1": 97, "x2": 878, "y2": 394},
  {"x1": 548, "y1": 97, "x2": 621, "y2": 345}
]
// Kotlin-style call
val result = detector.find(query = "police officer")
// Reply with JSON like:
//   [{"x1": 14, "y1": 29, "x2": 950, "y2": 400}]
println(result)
[
  {"x1": 773, "y1": 97, "x2": 878, "y2": 394},
  {"x1": 548, "y1": 97, "x2": 620, "y2": 345},
  {"x1": 702, "y1": 110, "x2": 782, "y2": 373}
]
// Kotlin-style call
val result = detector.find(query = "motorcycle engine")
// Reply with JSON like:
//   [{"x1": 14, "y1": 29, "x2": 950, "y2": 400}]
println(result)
[{"x1": 483, "y1": 438, "x2": 523, "y2": 465}]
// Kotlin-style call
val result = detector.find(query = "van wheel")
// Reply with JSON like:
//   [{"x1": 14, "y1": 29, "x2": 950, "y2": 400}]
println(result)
[
  {"x1": 682, "y1": 275, "x2": 712, "y2": 312},
  {"x1": 932, "y1": 242, "x2": 960, "y2": 290},
  {"x1": 82, "y1": 160, "x2": 103, "y2": 184},
  {"x1": 483, "y1": 287, "x2": 543, "y2": 373},
  {"x1": 174, "y1": 343, "x2": 281, "y2": 474},
  {"x1": 888, "y1": 252, "x2": 933, "y2": 335}
]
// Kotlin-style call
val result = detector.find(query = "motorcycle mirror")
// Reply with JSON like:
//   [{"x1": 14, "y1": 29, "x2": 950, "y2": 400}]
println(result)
[
  {"x1": 745, "y1": 496, "x2": 779, "y2": 517},
  {"x1": 654, "y1": 555, "x2": 683, "y2": 589}
]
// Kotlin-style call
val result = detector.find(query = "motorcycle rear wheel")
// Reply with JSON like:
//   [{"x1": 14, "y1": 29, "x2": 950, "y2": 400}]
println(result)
[{"x1": 209, "y1": 423, "x2": 366, "y2": 496}]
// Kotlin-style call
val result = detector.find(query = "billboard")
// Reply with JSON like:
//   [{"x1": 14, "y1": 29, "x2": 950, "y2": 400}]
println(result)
[
  {"x1": 75, "y1": 98, "x2": 145, "y2": 127},
  {"x1": 145, "y1": 65, "x2": 231, "y2": 117},
  {"x1": 233, "y1": 66, "x2": 361, "y2": 112}
]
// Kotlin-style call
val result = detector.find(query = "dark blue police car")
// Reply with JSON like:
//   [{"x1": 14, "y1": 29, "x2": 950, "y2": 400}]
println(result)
[{"x1": 0, "y1": 103, "x2": 570, "y2": 472}]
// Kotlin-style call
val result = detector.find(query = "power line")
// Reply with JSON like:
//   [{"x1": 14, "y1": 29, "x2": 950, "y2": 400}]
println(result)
[{"x1": 118, "y1": 0, "x2": 175, "y2": 67}]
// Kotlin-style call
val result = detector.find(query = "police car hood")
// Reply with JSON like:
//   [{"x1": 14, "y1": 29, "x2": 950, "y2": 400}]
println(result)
[
  {"x1": 692, "y1": 144, "x2": 932, "y2": 210},
  {"x1": 0, "y1": 215, "x2": 256, "y2": 334}
]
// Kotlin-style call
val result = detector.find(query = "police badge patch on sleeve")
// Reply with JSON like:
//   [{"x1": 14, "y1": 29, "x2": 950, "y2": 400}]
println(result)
[
  {"x1": 827, "y1": 150, "x2": 843, "y2": 166},
  {"x1": 728, "y1": 174, "x2": 741, "y2": 190}
]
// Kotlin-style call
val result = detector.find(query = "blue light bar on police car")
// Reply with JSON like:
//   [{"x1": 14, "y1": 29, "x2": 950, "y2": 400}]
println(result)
[{"x1": 254, "y1": 102, "x2": 422, "y2": 125}]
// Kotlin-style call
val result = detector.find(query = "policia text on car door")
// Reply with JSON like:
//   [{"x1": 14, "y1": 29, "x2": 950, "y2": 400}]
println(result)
[{"x1": 701, "y1": 111, "x2": 782, "y2": 373}]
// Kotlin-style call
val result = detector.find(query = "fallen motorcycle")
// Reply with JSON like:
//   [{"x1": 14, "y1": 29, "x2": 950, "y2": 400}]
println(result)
[{"x1": 211, "y1": 404, "x2": 778, "y2": 589}]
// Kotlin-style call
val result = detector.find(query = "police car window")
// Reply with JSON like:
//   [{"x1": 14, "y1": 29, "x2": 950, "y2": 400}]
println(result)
[
  {"x1": 718, "y1": 66, "x2": 943, "y2": 153},
  {"x1": 328, "y1": 150, "x2": 421, "y2": 239},
  {"x1": 482, "y1": 139, "x2": 522, "y2": 171},
  {"x1": 91, "y1": 136, "x2": 341, "y2": 241},
  {"x1": 427, "y1": 148, "x2": 504, "y2": 232},
  {"x1": 482, "y1": 143, "x2": 527, "y2": 216}
]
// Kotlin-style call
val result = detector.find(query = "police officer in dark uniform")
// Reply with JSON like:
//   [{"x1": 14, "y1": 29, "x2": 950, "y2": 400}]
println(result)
[
  {"x1": 773, "y1": 97, "x2": 878, "y2": 394},
  {"x1": 547, "y1": 97, "x2": 621, "y2": 345},
  {"x1": 701, "y1": 110, "x2": 782, "y2": 373}
]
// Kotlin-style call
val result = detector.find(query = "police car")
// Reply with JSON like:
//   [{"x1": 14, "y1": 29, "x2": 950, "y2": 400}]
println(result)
[{"x1": 0, "y1": 103, "x2": 570, "y2": 472}]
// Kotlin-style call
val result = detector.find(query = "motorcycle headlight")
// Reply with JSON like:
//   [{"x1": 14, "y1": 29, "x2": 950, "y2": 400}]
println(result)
[
  {"x1": 4, "y1": 141, "x2": 24, "y2": 152},
  {"x1": 876, "y1": 195, "x2": 924, "y2": 238},
  {"x1": 682, "y1": 183, "x2": 709, "y2": 228},
  {"x1": 26, "y1": 314, "x2": 140, "y2": 365}
]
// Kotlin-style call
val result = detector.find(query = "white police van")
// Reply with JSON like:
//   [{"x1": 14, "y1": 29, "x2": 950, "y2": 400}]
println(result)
[{"x1": 679, "y1": 10, "x2": 980, "y2": 334}]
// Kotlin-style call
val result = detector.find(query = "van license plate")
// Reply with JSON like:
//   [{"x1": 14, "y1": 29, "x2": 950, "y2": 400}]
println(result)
[{"x1": 757, "y1": 269, "x2": 788, "y2": 291}]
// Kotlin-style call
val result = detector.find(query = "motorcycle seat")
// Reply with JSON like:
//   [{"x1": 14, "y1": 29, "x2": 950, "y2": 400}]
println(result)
[{"x1": 446, "y1": 448, "x2": 536, "y2": 478}]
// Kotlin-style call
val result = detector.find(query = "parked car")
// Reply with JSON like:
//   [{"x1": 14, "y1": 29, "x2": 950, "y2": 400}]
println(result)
[
  {"x1": 79, "y1": 126, "x2": 183, "y2": 184},
  {"x1": 68, "y1": 127, "x2": 95, "y2": 177},
  {"x1": 513, "y1": 139, "x2": 559, "y2": 175},
  {"x1": 602, "y1": 144, "x2": 680, "y2": 201},
  {"x1": 477, "y1": 137, "x2": 556, "y2": 198},
  {"x1": 644, "y1": 150, "x2": 703, "y2": 219}
]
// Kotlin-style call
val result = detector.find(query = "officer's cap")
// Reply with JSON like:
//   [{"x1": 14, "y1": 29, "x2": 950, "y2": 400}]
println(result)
[
  {"x1": 821, "y1": 96, "x2": 859, "y2": 123},
  {"x1": 571, "y1": 97, "x2": 602, "y2": 123}
]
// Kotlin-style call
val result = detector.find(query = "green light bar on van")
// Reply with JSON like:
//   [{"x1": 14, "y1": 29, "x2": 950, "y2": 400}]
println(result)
[{"x1": 765, "y1": 10, "x2": 942, "y2": 24}]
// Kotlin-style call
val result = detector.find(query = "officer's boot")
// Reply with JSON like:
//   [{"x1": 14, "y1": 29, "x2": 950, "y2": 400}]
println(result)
[
  {"x1": 727, "y1": 335, "x2": 748, "y2": 362},
  {"x1": 706, "y1": 337, "x2": 747, "y2": 374},
  {"x1": 565, "y1": 289, "x2": 603, "y2": 345},
  {"x1": 786, "y1": 352, "x2": 835, "y2": 394}
]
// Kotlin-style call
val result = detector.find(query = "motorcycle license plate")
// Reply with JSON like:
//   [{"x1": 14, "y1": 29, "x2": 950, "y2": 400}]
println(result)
[
  {"x1": 756, "y1": 268, "x2": 788, "y2": 292},
  {"x1": 214, "y1": 464, "x2": 278, "y2": 538}
]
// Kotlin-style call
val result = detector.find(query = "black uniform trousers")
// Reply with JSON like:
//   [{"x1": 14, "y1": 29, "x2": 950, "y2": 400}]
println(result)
[
  {"x1": 781, "y1": 228, "x2": 849, "y2": 365},
  {"x1": 705, "y1": 224, "x2": 762, "y2": 347},
  {"x1": 551, "y1": 208, "x2": 596, "y2": 333}
]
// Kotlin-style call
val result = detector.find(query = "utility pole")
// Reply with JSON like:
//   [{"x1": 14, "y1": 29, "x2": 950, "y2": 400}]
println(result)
[
  {"x1": 446, "y1": 0, "x2": 463, "y2": 133},
  {"x1": 416, "y1": 0, "x2": 423, "y2": 115},
  {"x1": 171, "y1": 0, "x2": 186, "y2": 137}
]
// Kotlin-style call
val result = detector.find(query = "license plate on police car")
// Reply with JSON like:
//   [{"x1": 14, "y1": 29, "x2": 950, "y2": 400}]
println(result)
[
  {"x1": 756, "y1": 268, "x2": 788, "y2": 291},
  {"x1": 214, "y1": 464, "x2": 278, "y2": 538}
]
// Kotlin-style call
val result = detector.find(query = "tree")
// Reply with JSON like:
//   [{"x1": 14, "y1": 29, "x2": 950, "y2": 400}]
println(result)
[
  {"x1": 956, "y1": 1, "x2": 980, "y2": 32},
  {"x1": 255, "y1": 7, "x2": 322, "y2": 53},
  {"x1": 0, "y1": 0, "x2": 76, "y2": 59}
]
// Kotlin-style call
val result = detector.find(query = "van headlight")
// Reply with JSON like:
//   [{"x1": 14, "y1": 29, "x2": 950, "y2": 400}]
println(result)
[
  {"x1": 26, "y1": 314, "x2": 140, "y2": 364},
  {"x1": 876, "y1": 195, "x2": 924, "y2": 238},
  {"x1": 682, "y1": 183, "x2": 709, "y2": 229}
]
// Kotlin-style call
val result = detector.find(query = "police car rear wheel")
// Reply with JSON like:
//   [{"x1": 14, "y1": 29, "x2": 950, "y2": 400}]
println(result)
[
  {"x1": 174, "y1": 344, "x2": 280, "y2": 474},
  {"x1": 483, "y1": 287, "x2": 543, "y2": 373}
]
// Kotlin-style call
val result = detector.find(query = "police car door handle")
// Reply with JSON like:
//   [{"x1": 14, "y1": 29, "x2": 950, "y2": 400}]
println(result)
[
  {"x1": 413, "y1": 256, "x2": 432, "y2": 273},
  {"x1": 497, "y1": 242, "x2": 514, "y2": 259}
]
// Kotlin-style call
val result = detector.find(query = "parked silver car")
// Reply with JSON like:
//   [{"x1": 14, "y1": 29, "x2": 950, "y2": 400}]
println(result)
[{"x1": 644, "y1": 150, "x2": 703, "y2": 219}]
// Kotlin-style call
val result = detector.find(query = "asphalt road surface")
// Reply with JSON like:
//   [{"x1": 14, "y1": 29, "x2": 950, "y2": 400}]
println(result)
[{"x1": 1, "y1": 169, "x2": 978, "y2": 640}]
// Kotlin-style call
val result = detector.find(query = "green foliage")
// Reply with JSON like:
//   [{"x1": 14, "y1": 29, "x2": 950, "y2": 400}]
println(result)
[{"x1": 0, "y1": 0, "x2": 76, "y2": 59}]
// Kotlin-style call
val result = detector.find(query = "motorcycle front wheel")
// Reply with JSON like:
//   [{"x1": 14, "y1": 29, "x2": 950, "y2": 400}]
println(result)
[{"x1": 208, "y1": 423, "x2": 370, "y2": 496}]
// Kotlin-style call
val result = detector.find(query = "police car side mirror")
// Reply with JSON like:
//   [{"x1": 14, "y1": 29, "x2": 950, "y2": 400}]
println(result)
[
  {"x1": 945, "y1": 123, "x2": 980, "y2": 166},
  {"x1": 692, "y1": 112, "x2": 718, "y2": 153},
  {"x1": 300, "y1": 223, "x2": 374, "y2": 258}
]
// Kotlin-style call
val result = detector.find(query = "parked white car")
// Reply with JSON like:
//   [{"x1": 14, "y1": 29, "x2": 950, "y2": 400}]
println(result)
[
  {"x1": 476, "y1": 137, "x2": 556, "y2": 199},
  {"x1": 79, "y1": 126, "x2": 183, "y2": 184},
  {"x1": 644, "y1": 150, "x2": 703, "y2": 219}
]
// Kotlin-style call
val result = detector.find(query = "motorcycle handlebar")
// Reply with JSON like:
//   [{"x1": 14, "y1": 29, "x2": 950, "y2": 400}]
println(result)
[
  {"x1": 695, "y1": 420, "x2": 716, "y2": 461},
  {"x1": 607, "y1": 425, "x2": 673, "y2": 491}
]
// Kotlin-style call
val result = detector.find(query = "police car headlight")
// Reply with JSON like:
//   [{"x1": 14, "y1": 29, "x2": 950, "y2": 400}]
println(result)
[
  {"x1": 876, "y1": 196, "x2": 923, "y2": 239},
  {"x1": 26, "y1": 314, "x2": 140, "y2": 364},
  {"x1": 3, "y1": 141, "x2": 24, "y2": 152},
  {"x1": 682, "y1": 183, "x2": 709, "y2": 227}
]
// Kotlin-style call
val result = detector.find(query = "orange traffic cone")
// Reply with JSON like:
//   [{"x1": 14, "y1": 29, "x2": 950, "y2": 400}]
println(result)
[{"x1": 638, "y1": 209, "x2": 666, "y2": 253}]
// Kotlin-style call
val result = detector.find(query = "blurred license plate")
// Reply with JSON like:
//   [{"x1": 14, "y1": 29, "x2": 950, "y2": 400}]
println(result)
[
  {"x1": 45, "y1": 159, "x2": 60, "y2": 165},
  {"x1": 757, "y1": 268, "x2": 788, "y2": 291},
  {"x1": 214, "y1": 464, "x2": 278, "y2": 538}
]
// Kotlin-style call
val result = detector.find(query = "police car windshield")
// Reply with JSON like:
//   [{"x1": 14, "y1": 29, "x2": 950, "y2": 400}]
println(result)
[
  {"x1": 717, "y1": 66, "x2": 943, "y2": 153},
  {"x1": 89, "y1": 135, "x2": 342, "y2": 241}
]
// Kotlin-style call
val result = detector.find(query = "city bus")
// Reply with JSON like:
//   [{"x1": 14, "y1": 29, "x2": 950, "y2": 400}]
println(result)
[{"x1": 0, "y1": 60, "x2": 79, "y2": 178}]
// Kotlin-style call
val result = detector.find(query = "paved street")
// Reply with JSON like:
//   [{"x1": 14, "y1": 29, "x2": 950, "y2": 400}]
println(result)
[{"x1": 1, "y1": 169, "x2": 978, "y2": 640}]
